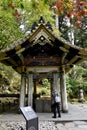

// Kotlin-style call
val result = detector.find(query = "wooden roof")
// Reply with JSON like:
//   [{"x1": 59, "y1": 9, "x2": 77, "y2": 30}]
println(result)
[{"x1": 0, "y1": 16, "x2": 87, "y2": 74}]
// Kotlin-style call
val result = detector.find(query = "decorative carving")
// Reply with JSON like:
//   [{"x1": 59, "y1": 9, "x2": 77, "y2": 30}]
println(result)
[
  {"x1": 23, "y1": 54, "x2": 61, "y2": 66},
  {"x1": 30, "y1": 30, "x2": 54, "y2": 46}
]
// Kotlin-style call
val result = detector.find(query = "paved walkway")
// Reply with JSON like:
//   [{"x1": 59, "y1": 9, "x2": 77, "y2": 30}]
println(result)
[
  {"x1": 38, "y1": 103, "x2": 87, "y2": 121},
  {"x1": 0, "y1": 103, "x2": 87, "y2": 130}
]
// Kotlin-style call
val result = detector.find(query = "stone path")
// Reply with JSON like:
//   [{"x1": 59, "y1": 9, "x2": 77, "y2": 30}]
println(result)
[{"x1": 0, "y1": 103, "x2": 87, "y2": 130}]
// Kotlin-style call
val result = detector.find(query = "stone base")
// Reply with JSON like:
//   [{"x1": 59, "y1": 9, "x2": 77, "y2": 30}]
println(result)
[{"x1": 36, "y1": 99, "x2": 51, "y2": 112}]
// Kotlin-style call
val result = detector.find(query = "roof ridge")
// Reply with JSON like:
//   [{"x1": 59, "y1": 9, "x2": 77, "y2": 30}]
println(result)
[{"x1": 31, "y1": 16, "x2": 53, "y2": 32}]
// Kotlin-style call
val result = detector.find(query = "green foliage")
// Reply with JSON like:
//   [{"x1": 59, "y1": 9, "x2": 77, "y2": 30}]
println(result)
[
  {"x1": 8, "y1": 72, "x2": 21, "y2": 93},
  {"x1": 41, "y1": 78, "x2": 50, "y2": 95},
  {"x1": 22, "y1": 0, "x2": 54, "y2": 28},
  {"x1": 41, "y1": 87, "x2": 48, "y2": 95},
  {"x1": 66, "y1": 65, "x2": 87, "y2": 98},
  {"x1": 42, "y1": 78, "x2": 50, "y2": 88},
  {"x1": 0, "y1": 0, "x2": 87, "y2": 49},
  {"x1": 74, "y1": 16, "x2": 87, "y2": 48},
  {"x1": 0, "y1": 63, "x2": 21, "y2": 94},
  {"x1": 0, "y1": 1, "x2": 24, "y2": 49},
  {"x1": 83, "y1": 82, "x2": 87, "y2": 94},
  {"x1": 0, "y1": 0, "x2": 55, "y2": 50},
  {"x1": 66, "y1": 75, "x2": 79, "y2": 98}
]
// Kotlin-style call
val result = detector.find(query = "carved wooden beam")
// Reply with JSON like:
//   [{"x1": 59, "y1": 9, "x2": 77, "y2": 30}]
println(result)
[
  {"x1": 59, "y1": 46, "x2": 69, "y2": 53},
  {"x1": 67, "y1": 55, "x2": 79, "y2": 65}
]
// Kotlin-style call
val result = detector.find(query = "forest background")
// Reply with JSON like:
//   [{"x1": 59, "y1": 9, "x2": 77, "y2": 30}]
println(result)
[{"x1": 0, "y1": 0, "x2": 87, "y2": 103}]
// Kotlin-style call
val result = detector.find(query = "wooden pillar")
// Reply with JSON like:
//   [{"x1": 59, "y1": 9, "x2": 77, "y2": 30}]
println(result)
[
  {"x1": 60, "y1": 67, "x2": 68, "y2": 112},
  {"x1": 33, "y1": 78, "x2": 37, "y2": 111},
  {"x1": 20, "y1": 73, "x2": 26, "y2": 107},
  {"x1": 33, "y1": 78, "x2": 37, "y2": 94},
  {"x1": 27, "y1": 72, "x2": 33, "y2": 107}
]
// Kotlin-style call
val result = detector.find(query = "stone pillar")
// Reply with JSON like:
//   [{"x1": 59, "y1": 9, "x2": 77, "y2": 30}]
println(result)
[
  {"x1": 53, "y1": 72, "x2": 59, "y2": 93},
  {"x1": 79, "y1": 87, "x2": 84, "y2": 102},
  {"x1": 50, "y1": 79, "x2": 53, "y2": 98},
  {"x1": 27, "y1": 72, "x2": 33, "y2": 107},
  {"x1": 20, "y1": 73, "x2": 26, "y2": 107},
  {"x1": 60, "y1": 67, "x2": 68, "y2": 112}
]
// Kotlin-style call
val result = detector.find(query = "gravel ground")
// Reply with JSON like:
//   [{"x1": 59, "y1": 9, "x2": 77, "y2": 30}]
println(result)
[
  {"x1": 1, "y1": 120, "x2": 87, "y2": 130},
  {"x1": 0, "y1": 121, "x2": 58, "y2": 130}
]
